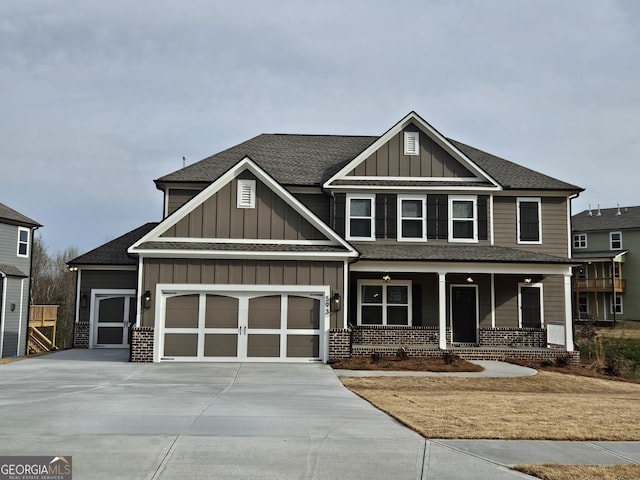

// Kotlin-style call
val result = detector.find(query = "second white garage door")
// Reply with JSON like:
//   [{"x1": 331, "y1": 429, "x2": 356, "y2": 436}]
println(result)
[{"x1": 156, "y1": 286, "x2": 329, "y2": 362}]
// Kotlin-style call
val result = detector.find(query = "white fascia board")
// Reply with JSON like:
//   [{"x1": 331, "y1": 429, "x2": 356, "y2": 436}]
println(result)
[
  {"x1": 130, "y1": 156, "x2": 358, "y2": 257},
  {"x1": 74, "y1": 265, "x2": 137, "y2": 271},
  {"x1": 323, "y1": 111, "x2": 501, "y2": 189},
  {"x1": 350, "y1": 261, "x2": 574, "y2": 276},
  {"x1": 147, "y1": 237, "x2": 336, "y2": 246},
  {"x1": 326, "y1": 185, "x2": 501, "y2": 193},
  {"x1": 132, "y1": 249, "x2": 357, "y2": 261}
]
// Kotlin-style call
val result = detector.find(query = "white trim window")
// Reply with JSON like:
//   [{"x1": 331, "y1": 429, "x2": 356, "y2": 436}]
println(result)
[
  {"x1": 610, "y1": 231, "x2": 623, "y2": 250},
  {"x1": 517, "y1": 197, "x2": 542, "y2": 244},
  {"x1": 397, "y1": 195, "x2": 426, "y2": 241},
  {"x1": 357, "y1": 280, "x2": 412, "y2": 326},
  {"x1": 346, "y1": 194, "x2": 375, "y2": 241},
  {"x1": 237, "y1": 179, "x2": 256, "y2": 209},
  {"x1": 610, "y1": 295, "x2": 623, "y2": 315},
  {"x1": 573, "y1": 233, "x2": 587, "y2": 249},
  {"x1": 404, "y1": 132, "x2": 419, "y2": 155},
  {"x1": 449, "y1": 196, "x2": 477, "y2": 242},
  {"x1": 17, "y1": 227, "x2": 30, "y2": 258}
]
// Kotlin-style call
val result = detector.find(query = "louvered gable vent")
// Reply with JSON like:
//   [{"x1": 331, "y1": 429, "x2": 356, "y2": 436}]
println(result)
[
  {"x1": 404, "y1": 131, "x2": 419, "y2": 155},
  {"x1": 237, "y1": 179, "x2": 256, "y2": 208}
]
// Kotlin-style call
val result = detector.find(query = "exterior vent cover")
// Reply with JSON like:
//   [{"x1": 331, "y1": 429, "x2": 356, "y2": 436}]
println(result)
[
  {"x1": 237, "y1": 179, "x2": 256, "y2": 208},
  {"x1": 404, "y1": 132, "x2": 419, "y2": 155}
]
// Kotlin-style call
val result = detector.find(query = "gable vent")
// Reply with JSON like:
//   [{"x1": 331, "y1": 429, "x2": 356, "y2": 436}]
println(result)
[
  {"x1": 237, "y1": 179, "x2": 256, "y2": 209},
  {"x1": 404, "y1": 132, "x2": 419, "y2": 155}
]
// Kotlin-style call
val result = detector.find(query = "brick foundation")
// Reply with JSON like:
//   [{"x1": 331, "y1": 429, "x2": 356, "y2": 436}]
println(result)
[
  {"x1": 329, "y1": 329, "x2": 351, "y2": 361},
  {"x1": 130, "y1": 327, "x2": 154, "y2": 362},
  {"x1": 73, "y1": 321, "x2": 89, "y2": 348},
  {"x1": 479, "y1": 328, "x2": 546, "y2": 348}
]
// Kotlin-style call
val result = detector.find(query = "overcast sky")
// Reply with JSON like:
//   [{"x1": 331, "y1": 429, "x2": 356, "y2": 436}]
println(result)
[{"x1": 2, "y1": 0, "x2": 639, "y2": 255}]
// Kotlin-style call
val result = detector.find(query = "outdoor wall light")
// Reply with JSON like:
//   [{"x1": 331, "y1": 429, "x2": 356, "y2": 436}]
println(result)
[
  {"x1": 332, "y1": 292, "x2": 341, "y2": 312},
  {"x1": 524, "y1": 278, "x2": 532, "y2": 284},
  {"x1": 466, "y1": 276, "x2": 474, "y2": 283},
  {"x1": 68, "y1": 266, "x2": 78, "y2": 272},
  {"x1": 382, "y1": 275, "x2": 391, "y2": 283},
  {"x1": 143, "y1": 290, "x2": 152, "y2": 310},
  {"x1": 10, "y1": 303, "x2": 15, "y2": 312}
]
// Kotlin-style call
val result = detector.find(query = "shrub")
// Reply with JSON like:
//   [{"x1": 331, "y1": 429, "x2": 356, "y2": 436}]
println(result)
[
  {"x1": 555, "y1": 355, "x2": 572, "y2": 367},
  {"x1": 540, "y1": 359, "x2": 553, "y2": 367},
  {"x1": 396, "y1": 347, "x2": 409, "y2": 360},
  {"x1": 442, "y1": 351, "x2": 459, "y2": 365},
  {"x1": 371, "y1": 352, "x2": 381, "y2": 363}
]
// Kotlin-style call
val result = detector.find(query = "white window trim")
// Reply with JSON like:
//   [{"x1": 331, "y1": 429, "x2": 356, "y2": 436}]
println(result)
[
  {"x1": 573, "y1": 233, "x2": 587, "y2": 249},
  {"x1": 346, "y1": 193, "x2": 375, "y2": 241},
  {"x1": 356, "y1": 279, "x2": 412, "y2": 326},
  {"x1": 237, "y1": 179, "x2": 256, "y2": 209},
  {"x1": 516, "y1": 197, "x2": 542, "y2": 245},
  {"x1": 517, "y1": 282, "x2": 544, "y2": 328},
  {"x1": 404, "y1": 132, "x2": 419, "y2": 155},
  {"x1": 397, "y1": 195, "x2": 427, "y2": 242},
  {"x1": 17, "y1": 227, "x2": 30, "y2": 258},
  {"x1": 610, "y1": 231, "x2": 623, "y2": 250},
  {"x1": 448, "y1": 195, "x2": 477, "y2": 243},
  {"x1": 610, "y1": 295, "x2": 623, "y2": 315}
]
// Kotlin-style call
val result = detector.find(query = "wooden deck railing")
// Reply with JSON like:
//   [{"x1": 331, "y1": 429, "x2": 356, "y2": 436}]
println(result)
[
  {"x1": 574, "y1": 277, "x2": 626, "y2": 293},
  {"x1": 28, "y1": 305, "x2": 59, "y2": 353}
]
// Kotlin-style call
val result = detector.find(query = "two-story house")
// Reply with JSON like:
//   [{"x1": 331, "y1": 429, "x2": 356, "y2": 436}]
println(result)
[
  {"x1": 572, "y1": 205, "x2": 640, "y2": 323},
  {"x1": 69, "y1": 112, "x2": 582, "y2": 363},
  {"x1": 0, "y1": 202, "x2": 41, "y2": 358}
]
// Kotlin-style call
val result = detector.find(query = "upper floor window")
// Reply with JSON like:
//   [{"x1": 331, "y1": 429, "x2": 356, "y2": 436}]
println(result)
[
  {"x1": 404, "y1": 132, "x2": 419, "y2": 155},
  {"x1": 397, "y1": 195, "x2": 426, "y2": 241},
  {"x1": 573, "y1": 233, "x2": 587, "y2": 249},
  {"x1": 449, "y1": 196, "x2": 477, "y2": 242},
  {"x1": 346, "y1": 194, "x2": 375, "y2": 241},
  {"x1": 610, "y1": 232, "x2": 623, "y2": 250},
  {"x1": 517, "y1": 197, "x2": 542, "y2": 244},
  {"x1": 357, "y1": 280, "x2": 412, "y2": 326},
  {"x1": 17, "y1": 227, "x2": 30, "y2": 257}
]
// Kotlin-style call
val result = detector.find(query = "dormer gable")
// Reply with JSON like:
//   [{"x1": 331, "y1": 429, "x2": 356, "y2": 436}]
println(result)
[
  {"x1": 129, "y1": 157, "x2": 357, "y2": 258},
  {"x1": 324, "y1": 111, "x2": 501, "y2": 191}
]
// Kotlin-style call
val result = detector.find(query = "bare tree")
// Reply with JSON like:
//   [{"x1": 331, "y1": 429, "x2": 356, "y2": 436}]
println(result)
[{"x1": 31, "y1": 236, "x2": 79, "y2": 349}]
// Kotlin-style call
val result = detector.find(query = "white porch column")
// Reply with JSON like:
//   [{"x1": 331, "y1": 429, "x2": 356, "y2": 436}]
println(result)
[
  {"x1": 564, "y1": 273, "x2": 574, "y2": 352},
  {"x1": 439, "y1": 272, "x2": 447, "y2": 349}
]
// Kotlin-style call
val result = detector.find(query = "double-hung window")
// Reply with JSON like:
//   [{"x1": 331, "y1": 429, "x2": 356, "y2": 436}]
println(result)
[
  {"x1": 610, "y1": 232, "x2": 623, "y2": 250},
  {"x1": 398, "y1": 195, "x2": 426, "y2": 241},
  {"x1": 517, "y1": 197, "x2": 542, "y2": 244},
  {"x1": 17, "y1": 227, "x2": 30, "y2": 257},
  {"x1": 611, "y1": 295, "x2": 623, "y2": 315},
  {"x1": 573, "y1": 233, "x2": 587, "y2": 249},
  {"x1": 449, "y1": 196, "x2": 477, "y2": 242},
  {"x1": 346, "y1": 194, "x2": 375, "y2": 240},
  {"x1": 358, "y1": 280, "x2": 412, "y2": 326}
]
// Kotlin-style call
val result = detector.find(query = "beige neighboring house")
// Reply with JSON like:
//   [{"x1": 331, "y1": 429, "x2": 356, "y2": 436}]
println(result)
[{"x1": 68, "y1": 112, "x2": 583, "y2": 363}]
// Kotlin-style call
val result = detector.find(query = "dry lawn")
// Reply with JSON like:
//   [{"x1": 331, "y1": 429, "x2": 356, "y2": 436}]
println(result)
[
  {"x1": 598, "y1": 320, "x2": 640, "y2": 340},
  {"x1": 514, "y1": 464, "x2": 640, "y2": 480},
  {"x1": 332, "y1": 355, "x2": 483, "y2": 372},
  {"x1": 342, "y1": 371, "x2": 640, "y2": 440}
]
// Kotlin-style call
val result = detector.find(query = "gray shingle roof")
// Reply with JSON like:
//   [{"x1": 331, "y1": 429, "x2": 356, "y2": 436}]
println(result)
[
  {"x1": 136, "y1": 242, "x2": 350, "y2": 253},
  {"x1": 69, "y1": 223, "x2": 158, "y2": 265},
  {"x1": 0, "y1": 264, "x2": 27, "y2": 277},
  {"x1": 352, "y1": 243, "x2": 574, "y2": 264},
  {"x1": 573, "y1": 206, "x2": 640, "y2": 232},
  {"x1": 0, "y1": 202, "x2": 41, "y2": 227},
  {"x1": 156, "y1": 134, "x2": 581, "y2": 192},
  {"x1": 572, "y1": 250, "x2": 627, "y2": 261}
]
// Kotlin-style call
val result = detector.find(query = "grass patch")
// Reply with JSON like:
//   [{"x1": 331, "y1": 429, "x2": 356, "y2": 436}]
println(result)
[
  {"x1": 342, "y1": 371, "x2": 640, "y2": 440},
  {"x1": 331, "y1": 355, "x2": 483, "y2": 372},
  {"x1": 513, "y1": 464, "x2": 640, "y2": 480}
]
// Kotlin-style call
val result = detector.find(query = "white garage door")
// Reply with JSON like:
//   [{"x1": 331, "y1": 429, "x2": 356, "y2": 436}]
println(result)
[{"x1": 157, "y1": 287, "x2": 329, "y2": 362}]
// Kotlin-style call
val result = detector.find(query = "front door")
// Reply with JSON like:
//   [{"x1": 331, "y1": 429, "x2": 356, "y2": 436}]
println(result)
[
  {"x1": 94, "y1": 295, "x2": 135, "y2": 348},
  {"x1": 451, "y1": 286, "x2": 478, "y2": 343},
  {"x1": 520, "y1": 286, "x2": 542, "y2": 328}
]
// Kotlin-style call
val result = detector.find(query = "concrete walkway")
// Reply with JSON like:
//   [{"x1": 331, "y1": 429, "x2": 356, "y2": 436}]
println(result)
[
  {"x1": 0, "y1": 350, "x2": 637, "y2": 479},
  {"x1": 334, "y1": 360, "x2": 538, "y2": 378}
]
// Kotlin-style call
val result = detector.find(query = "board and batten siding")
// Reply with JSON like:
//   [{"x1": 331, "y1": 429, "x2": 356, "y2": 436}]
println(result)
[
  {"x1": 347, "y1": 125, "x2": 474, "y2": 178},
  {"x1": 167, "y1": 189, "x2": 201, "y2": 216},
  {"x1": 78, "y1": 270, "x2": 137, "y2": 324},
  {"x1": 161, "y1": 172, "x2": 327, "y2": 241},
  {"x1": 493, "y1": 196, "x2": 569, "y2": 257},
  {"x1": 142, "y1": 258, "x2": 345, "y2": 329}
]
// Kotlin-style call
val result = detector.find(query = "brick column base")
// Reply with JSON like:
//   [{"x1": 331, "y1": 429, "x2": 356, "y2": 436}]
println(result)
[
  {"x1": 130, "y1": 327, "x2": 154, "y2": 362},
  {"x1": 329, "y1": 328, "x2": 351, "y2": 361},
  {"x1": 73, "y1": 321, "x2": 90, "y2": 348}
]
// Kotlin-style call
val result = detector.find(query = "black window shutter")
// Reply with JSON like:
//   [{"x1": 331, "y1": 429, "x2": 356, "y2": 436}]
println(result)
[
  {"x1": 427, "y1": 195, "x2": 437, "y2": 239},
  {"x1": 412, "y1": 284, "x2": 422, "y2": 327},
  {"x1": 386, "y1": 194, "x2": 397, "y2": 239},
  {"x1": 478, "y1": 195, "x2": 488, "y2": 241},
  {"x1": 334, "y1": 193, "x2": 346, "y2": 236},
  {"x1": 436, "y1": 194, "x2": 448, "y2": 239},
  {"x1": 375, "y1": 195, "x2": 385, "y2": 239}
]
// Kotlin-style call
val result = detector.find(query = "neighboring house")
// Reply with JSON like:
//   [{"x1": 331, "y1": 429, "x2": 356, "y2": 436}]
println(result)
[
  {"x1": 572, "y1": 205, "x2": 640, "y2": 322},
  {"x1": 0, "y1": 202, "x2": 41, "y2": 358},
  {"x1": 69, "y1": 112, "x2": 582, "y2": 363}
]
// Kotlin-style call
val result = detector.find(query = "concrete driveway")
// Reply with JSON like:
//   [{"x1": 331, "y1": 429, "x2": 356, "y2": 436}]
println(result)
[{"x1": 0, "y1": 349, "x2": 532, "y2": 479}]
